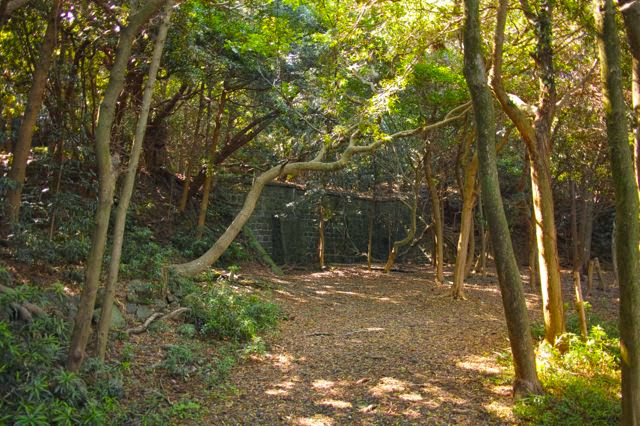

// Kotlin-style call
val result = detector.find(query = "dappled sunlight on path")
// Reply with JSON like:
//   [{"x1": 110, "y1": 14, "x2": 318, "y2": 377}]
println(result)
[{"x1": 205, "y1": 265, "x2": 540, "y2": 424}]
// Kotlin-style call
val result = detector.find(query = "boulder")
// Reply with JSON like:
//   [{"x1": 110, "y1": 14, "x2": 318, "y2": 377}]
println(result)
[{"x1": 93, "y1": 306, "x2": 126, "y2": 330}]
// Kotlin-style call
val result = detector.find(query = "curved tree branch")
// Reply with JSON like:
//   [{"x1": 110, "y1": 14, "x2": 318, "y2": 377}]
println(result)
[{"x1": 170, "y1": 102, "x2": 470, "y2": 276}]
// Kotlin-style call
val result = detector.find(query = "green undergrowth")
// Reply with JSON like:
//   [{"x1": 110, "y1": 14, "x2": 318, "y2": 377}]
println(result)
[
  {"x1": 0, "y1": 316, "x2": 125, "y2": 425},
  {"x1": 0, "y1": 272, "x2": 281, "y2": 424},
  {"x1": 508, "y1": 313, "x2": 621, "y2": 425}
]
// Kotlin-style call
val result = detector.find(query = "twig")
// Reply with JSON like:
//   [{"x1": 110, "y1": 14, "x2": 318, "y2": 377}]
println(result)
[{"x1": 125, "y1": 307, "x2": 190, "y2": 335}]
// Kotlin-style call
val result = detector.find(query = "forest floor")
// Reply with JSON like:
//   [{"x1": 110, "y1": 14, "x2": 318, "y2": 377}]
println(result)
[{"x1": 199, "y1": 264, "x2": 618, "y2": 425}]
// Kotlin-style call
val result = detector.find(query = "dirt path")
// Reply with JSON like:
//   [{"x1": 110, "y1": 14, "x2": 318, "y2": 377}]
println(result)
[{"x1": 206, "y1": 266, "x2": 544, "y2": 425}]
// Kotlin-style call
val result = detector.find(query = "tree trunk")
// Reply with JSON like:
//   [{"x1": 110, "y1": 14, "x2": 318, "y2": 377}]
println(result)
[
  {"x1": 594, "y1": 0, "x2": 640, "y2": 420},
  {"x1": 318, "y1": 203, "x2": 326, "y2": 269},
  {"x1": 367, "y1": 201, "x2": 375, "y2": 269},
  {"x1": 95, "y1": 1, "x2": 173, "y2": 361},
  {"x1": 196, "y1": 89, "x2": 227, "y2": 238},
  {"x1": 452, "y1": 155, "x2": 478, "y2": 299},
  {"x1": 384, "y1": 170, "x2": 419, "y2": 273},
  {"x1": 179, "y1": 84, "x2": 205, "y2": 212},
  {"x1": 465, "y1": 214, "x2": 475, "y2": 278},
  {"x1": 67, "y1": 0, "x2": 168, "y2": 372},
  {"x1": 528, "y1": 145, "x2": 565, "y2": 343},
  {"x1": 579, "y1": 195, "x2": 594, "y2": 273},
  {"x1": 464, "y1": 0, "x2": 542, "y2": 397},
  {"x1": 4, "y1": 0, "x2": 60, "y2": 226},
  {"x1": 633, "y1": 62, "x2": 640, "y2": 187},
  {"x1": 570, "y1": 180, "x2": 588, "y2": 339},
  {"x1": 474, "y1": 192, "x2": 486, "y2": 275},
  {"x1": 424, "y1": 145, "x2": 444, "y2": 283},
  {"x1": 491, "y1": 0, "x2": 565, "y2": 344}
]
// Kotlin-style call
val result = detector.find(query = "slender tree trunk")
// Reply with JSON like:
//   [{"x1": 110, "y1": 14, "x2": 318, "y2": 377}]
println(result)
[
  {"x1": 474, "y1": 192, "x2": 486, "y2": 275},
  {"x1": 452, "y1": 156, "x2": 478, "y2": 299},
  {"x1": 424, "y1": 145, "x2": 444, "y2": 283},
  {"x1": 528, "y1": 146, "x2": 565, "y2": 343},
  {"x1": 318, "y1": 203, "x2": 326, "y2": 269},
  {"x1": 579, "y1": 195, "x2": 594, "y2": 273},
  {"x1": 634, "y1": 62, "x2": 640, "y2": 187},
  {"x1": 95, "y1": 2, "x2": 173, "y2": 360},
  {"x1": 527, "y1": 199, "x2": 538, "y2": 290},
  {"x1": 67, "y1": 0, "x2": 168, "y2": 372},
  {"x1": 464, "y1": 0, "x2": 542, "y2": 396},
  {"x1": 196, "y1": 89, "x2": 227, "y2": 238},
  {"x1": 179, "y1": 84, "x2": 205, "y2": 212},
  {"x1": 384, "y1": 170, "x2": 419, "y2": 273},
  {"x1": 4, "y1": 0, "x2": 60, "y2": 226},
  {"x1": 465, "y1": 214, "x2": 475, "y2": 278},
  {"x1": 570, "y1": 180, "x2": 588, "y2": 339},
  {"x1": 368, "y1": 155, "x2": 378, "y2": 269},
  {"x1": 594, "y1": 0, "x2": 640, "y2": 420},
  {"x1": 367, "y1": 201, "x2": 375, "y2": 269}
]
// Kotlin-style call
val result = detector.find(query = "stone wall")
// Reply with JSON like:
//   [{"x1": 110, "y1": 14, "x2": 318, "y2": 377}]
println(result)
[{"x1": 222, "y1": 182, "x2": 418, "y2": 266}]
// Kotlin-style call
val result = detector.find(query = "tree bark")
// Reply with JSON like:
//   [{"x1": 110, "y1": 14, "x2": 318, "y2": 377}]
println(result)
[
  {"x1": 196, "y1": 88, "x2": 227, "y2": 238},
  {"x1": 178, "y1": 84, "x2": 205, "y2": 212},
  {"x1": 474, "y1": 192, "x2": 486, "y2": 275},
  {"x1": 578, "y1": 195, "x2": 594, "y2": 273},
  {"x1": 452, "y1": 154, "x2": 478, "y2": 299},
  {"x1": 67, "y1": 0, "x2": 169, "y2": 372},
  {"x1": 318, "y1": 203, "x2": 326, "y2": 269},
  {"x1": 95, "y1": 1, "x2": 174, "y2": 361},
  {"x1": 570, "y1": 180, "x2": 588, "y2": 339},
  {"x1": 464, "y1": 0, "x2": 542, "y2": 397},
  {"x1": 384, "y1": 168, "x2": 419, "y2": 273},
  {"x1": 3, "y1": 0, "x2": 60, "y2": 226},
  {"x1": 594, "y1": 0, "x2": 640, "y2": 421},
  {"x1": 491, "y1": 0, "x2": 565, "y2": 344},
  {"x1": 0, "y1": 0, "x2": 29, "y2": 26},
  {"x1": 424, "y1": 144, "x2": 444, "y2": 283}
]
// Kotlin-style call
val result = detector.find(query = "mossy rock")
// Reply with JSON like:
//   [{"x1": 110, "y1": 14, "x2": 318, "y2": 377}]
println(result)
[{"x1": 93, "y1": 306, "x2": 126, "y2": 330}]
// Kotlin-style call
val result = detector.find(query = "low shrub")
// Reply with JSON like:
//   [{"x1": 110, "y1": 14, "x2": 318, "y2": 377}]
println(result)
[
  {"x1": 184, "y1": 283, "x2": 279, "y2": 342},
  {"x1": 514, "y1": 323, "x2": 621, "y2": 425}
]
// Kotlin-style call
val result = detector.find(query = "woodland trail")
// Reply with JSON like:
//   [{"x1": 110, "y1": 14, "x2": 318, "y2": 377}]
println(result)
[{"x1": 206, "y1": 265, "x2": 543, "y2": 425}]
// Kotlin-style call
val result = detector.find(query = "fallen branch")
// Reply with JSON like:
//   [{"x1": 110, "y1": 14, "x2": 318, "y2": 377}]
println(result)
[
  {"x1": 305, "y1": 332, "x2": 335, "y2": 337},
  {"x1": 125, "y1": 307, "x2": 190, "y2": 335}
]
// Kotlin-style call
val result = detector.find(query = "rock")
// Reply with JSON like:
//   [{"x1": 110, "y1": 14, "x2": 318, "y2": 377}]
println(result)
[
  {"x1": 93, "y1": 306, "x2": 126, "y2": 330},
  {"x1": 135, "y1": 305, "x2": 154, "y2": 321},
  {"x1": 126, "y1": 303, "x2": 138, "y2": 314}
]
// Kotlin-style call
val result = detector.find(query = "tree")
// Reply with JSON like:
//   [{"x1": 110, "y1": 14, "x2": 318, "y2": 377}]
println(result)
[
  {"x1": 95, "y1": 0, "x2": 175, "y2": 360},
  {"x1": 491, "y1": 0, "x2": 565, "y2": 344},
  {"x1": 3, "y1": 0, "x2": 61, "y2": 226},
  {"x1": 462, "y1": 0, "x2": 542, "y2": 396},
  {"x1": 593, "y1": 0, "x2": 640, "y2": 420},
  {"x1": 67, "y1": 0, "x2": 170, "y2": 372},
  {"x1": 618, "y1": 0, "x2": 640, "y2": 185}
]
